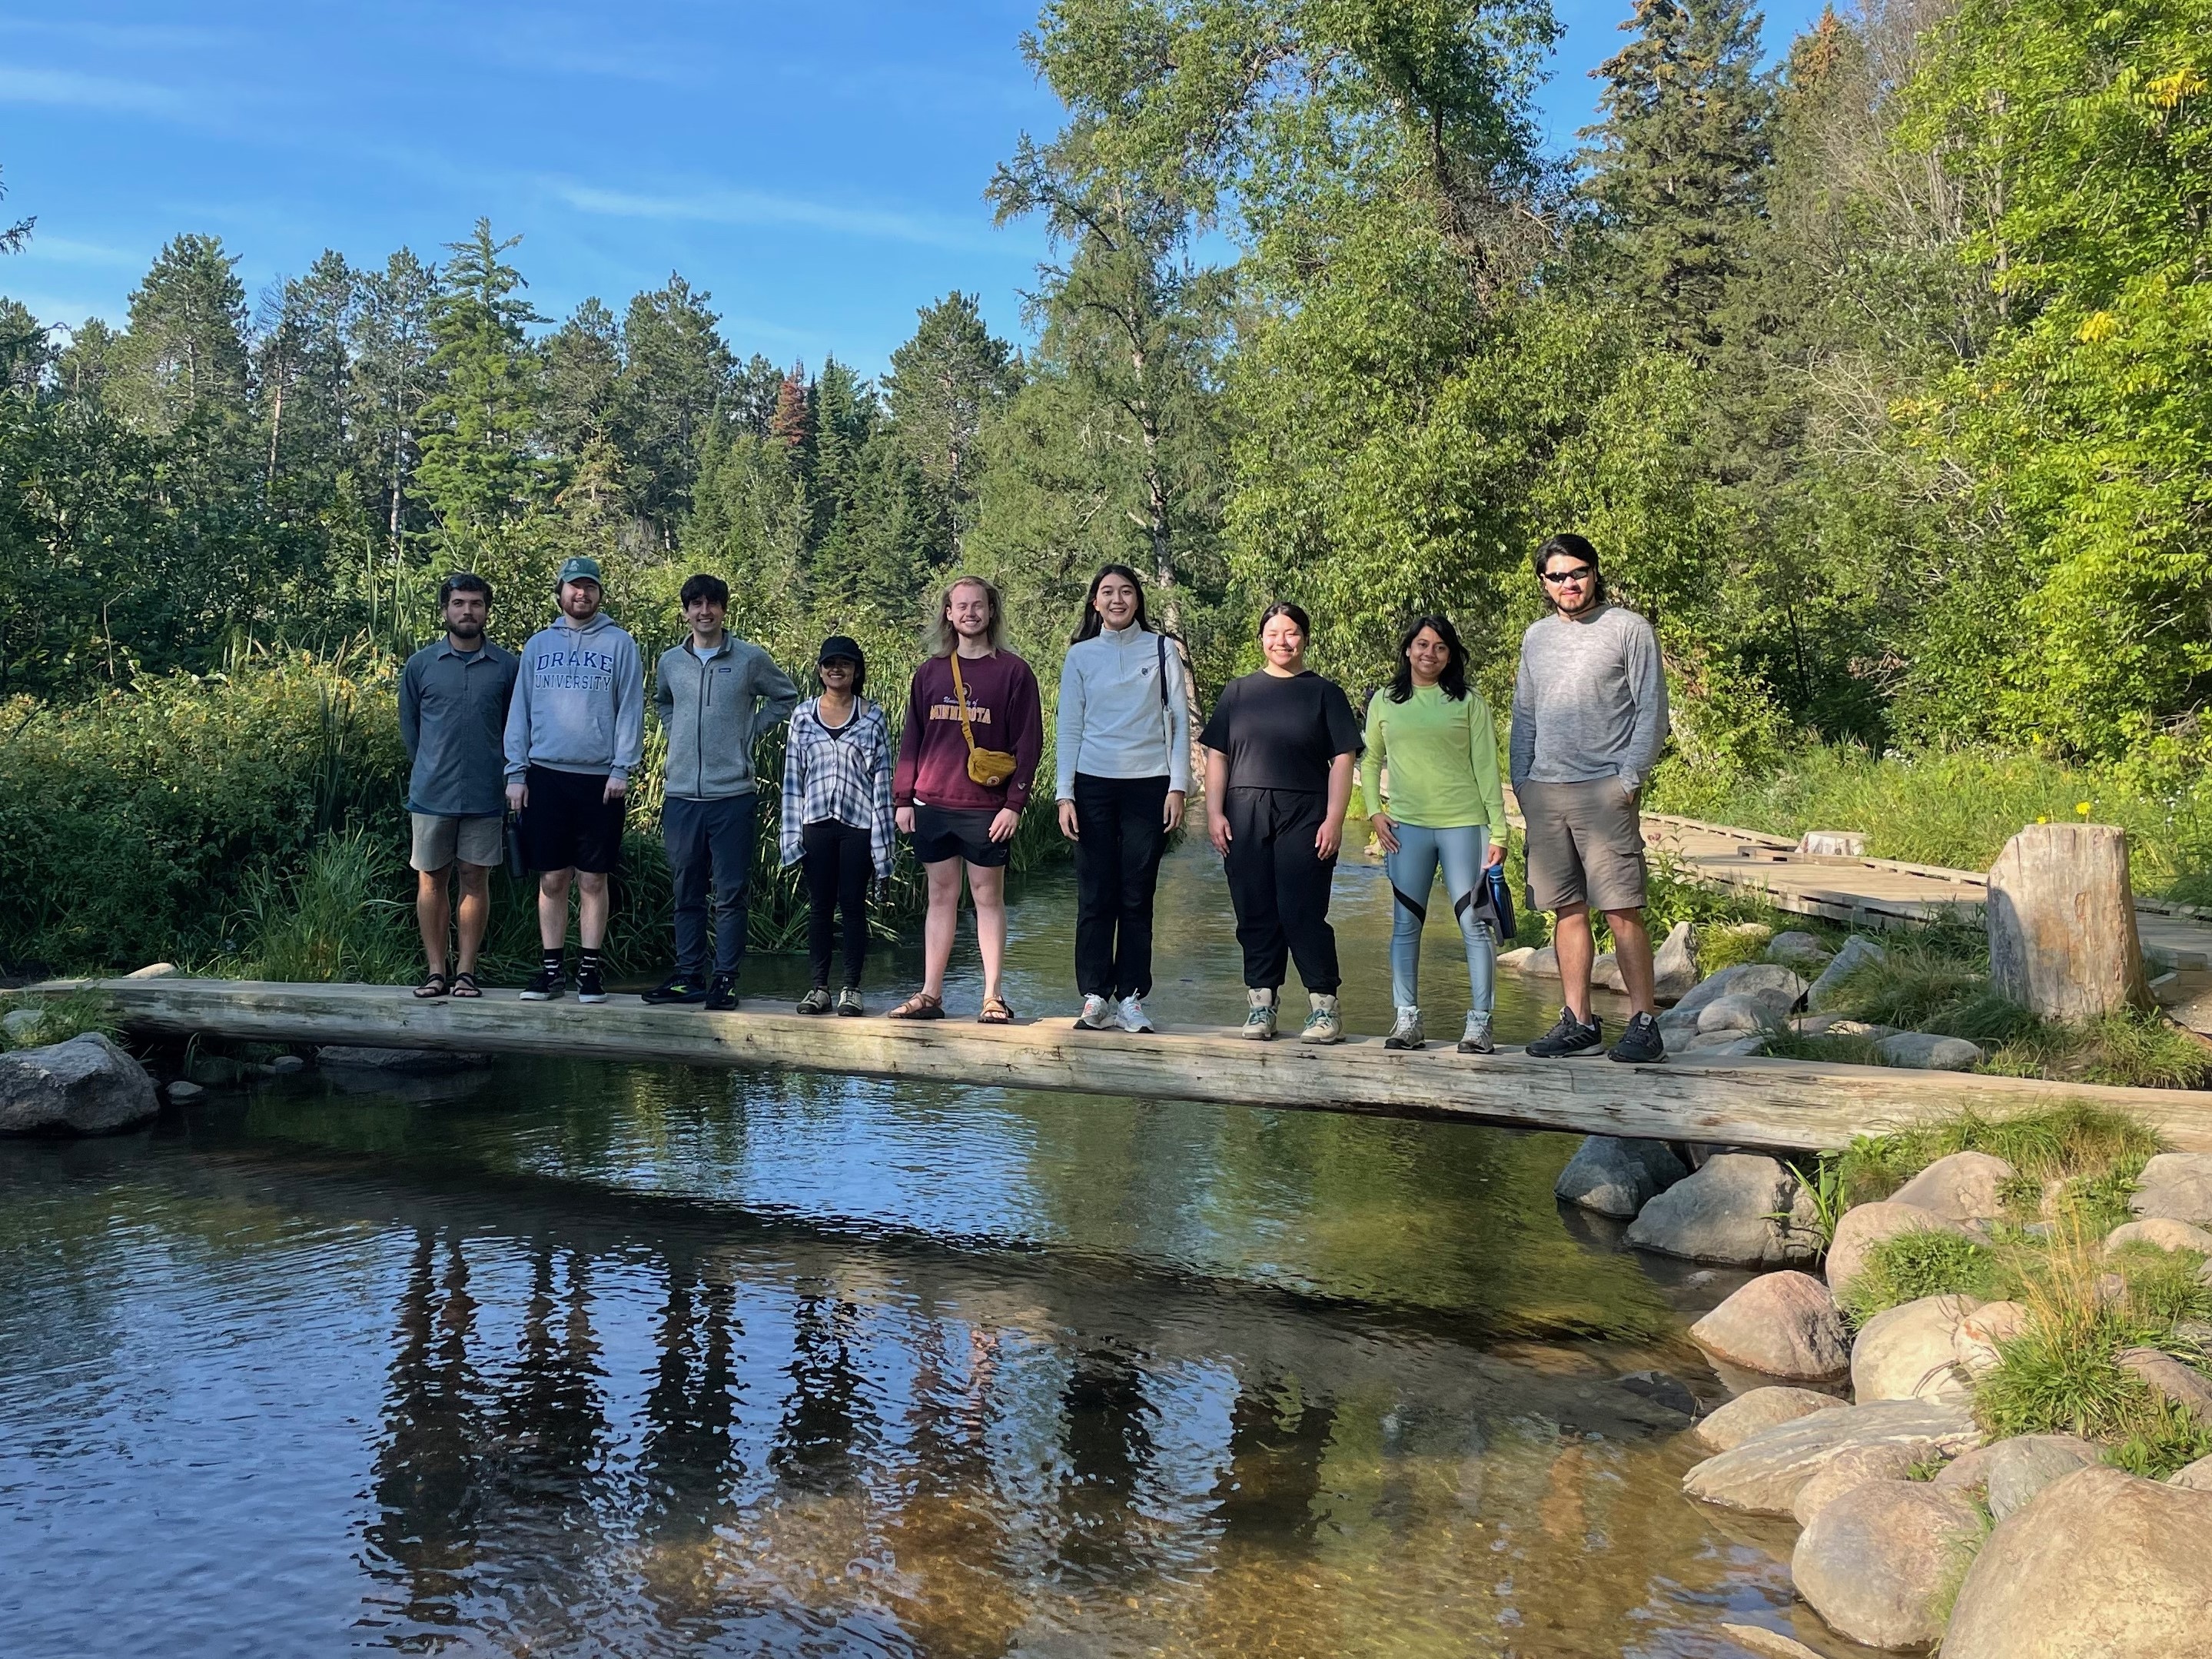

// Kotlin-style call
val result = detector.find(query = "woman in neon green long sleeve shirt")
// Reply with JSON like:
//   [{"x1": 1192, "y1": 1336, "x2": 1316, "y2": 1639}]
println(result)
[{"x1": 1360, "y1": 615, "x2": 1507, "y2": 1053}]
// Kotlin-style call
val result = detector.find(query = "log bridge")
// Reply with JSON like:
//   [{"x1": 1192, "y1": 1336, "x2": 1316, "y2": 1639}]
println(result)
[{"x1": 58, "y1": 976, "x2": 2212, "y2": 1155}]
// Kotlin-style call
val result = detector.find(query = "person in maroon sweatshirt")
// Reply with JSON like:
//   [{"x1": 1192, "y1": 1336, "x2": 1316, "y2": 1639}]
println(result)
[{"x1": 887, "y1": 574, "x2": 1045, "y2": 1022}]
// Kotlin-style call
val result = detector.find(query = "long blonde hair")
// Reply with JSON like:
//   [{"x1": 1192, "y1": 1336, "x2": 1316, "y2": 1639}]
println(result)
[{"x1": 923, "y1": 574, "x2": 1006, "y2": 657}]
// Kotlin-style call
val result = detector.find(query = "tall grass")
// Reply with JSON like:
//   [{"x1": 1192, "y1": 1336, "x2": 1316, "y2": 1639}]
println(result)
[
  {"x1": 1833, "y1": 1100, "x2": 2161, "y2": 1221},
  {"x1": 1649, "y1": 741, "x2": 2212, "y2": 898}
]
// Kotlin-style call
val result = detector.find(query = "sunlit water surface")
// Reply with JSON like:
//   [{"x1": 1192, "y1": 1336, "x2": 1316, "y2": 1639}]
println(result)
[{"x1": 0, "y1": 844, "x2": 1851, "y2": 1657}]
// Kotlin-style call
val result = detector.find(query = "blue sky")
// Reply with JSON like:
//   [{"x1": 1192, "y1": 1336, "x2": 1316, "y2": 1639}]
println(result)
[{"x1": 0, "y1": 1, "x2": 1825, "y2": 374}]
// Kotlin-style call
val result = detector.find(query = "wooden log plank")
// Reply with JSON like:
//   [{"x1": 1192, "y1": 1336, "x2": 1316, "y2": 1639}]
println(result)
[{"x1": 50, "y1": 976, "x2": 2212, "y2": 1155}]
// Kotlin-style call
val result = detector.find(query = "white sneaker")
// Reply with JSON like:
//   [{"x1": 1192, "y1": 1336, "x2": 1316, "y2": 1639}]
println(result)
[
  {"x1": 1241, "y1": 988, "x2": 1277, "y2": 1041},
  {"x1": 1384, "y1": 1006, "x2": 1424, "y2": 1050},
  {"x1": 1116, "y1": 994, "x2": 1154, "y2": 1034},
  {"x1": 1299, "y1": 992, "x2": 1344, "y2": 1045},
  {"x1": 1075, "y1": 993, "x2": 1114, "y2": 1030}
]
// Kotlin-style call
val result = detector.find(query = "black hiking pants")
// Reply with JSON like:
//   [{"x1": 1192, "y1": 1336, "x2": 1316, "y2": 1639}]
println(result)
[
  {"x1": 1071, "y1": 772, "x2": 1171, "y2": 1000},
  {"x1": 1221, "y1": 786, "x2": 1340, "y2": 994}
]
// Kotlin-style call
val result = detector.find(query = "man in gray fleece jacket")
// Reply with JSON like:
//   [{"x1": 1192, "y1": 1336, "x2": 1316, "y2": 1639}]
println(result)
[
  {"x1": 503, "y1": 555, "x2": 646, "y2": 1003},
  {"x1": 1510, "y1": 533, "x2": 1671, "y2": 1064},
  {"x1": 642, "y1": 572, "x2": 799, "y2": 1009}
]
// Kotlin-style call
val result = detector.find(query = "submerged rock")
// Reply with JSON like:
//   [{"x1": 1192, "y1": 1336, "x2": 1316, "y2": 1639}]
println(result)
[
  {"x1": 1943, "y1": 1467, "x2": 2212, "y2": 1659},
  {"x1": 1689, "y1": 1272, "x2": 1849, "y2": 1381},
  {"x1": 1715, "y1": 1624, "x2": 1826, "y2": 1659},
  {"x1": 1792, "y1": 1479, "x2": 1984, "y2": 1651},
  {"x1": 1682, "y1": 1395, "x2": 1980, "y2": 1517},
  {"x1": 316, "y1": 1046, "x2": 492, "y2": 1073},
  {"x1": 1691, "y1": 1386, "x2": 1848, "y2": 1453},
  {"x1": 1890, "y1": 1150, "x2": 2014, "y2": 1223},
  {"x1": 1553, "y1": 1135, "x2": 1687, "y2": 1218},
  {"x1": 1623, "y1": 1152, "x2": 1820, "y2": 1267},
  {"x1": 0, "y1": 1033, "x2": 159, "y2": 1137}
]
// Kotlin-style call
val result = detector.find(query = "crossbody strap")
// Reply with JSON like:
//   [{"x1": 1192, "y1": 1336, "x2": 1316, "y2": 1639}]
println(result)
[{"x1": 947, "y1": 653, "x2": 979, "y2": 756}]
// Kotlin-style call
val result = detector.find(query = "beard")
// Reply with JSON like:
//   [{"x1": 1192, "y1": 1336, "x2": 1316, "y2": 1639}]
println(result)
[{"x1": 448, "y1": 618, "x2": 485, "y2": 641}]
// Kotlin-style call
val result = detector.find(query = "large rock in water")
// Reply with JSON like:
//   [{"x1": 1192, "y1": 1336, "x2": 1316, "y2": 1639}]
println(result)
[
  {"x1": 1806, "y1": 934, "x2": 1886, "y2": 1011},
  {"x1": 1682, "y1": 1395, "x2": 1981, "y2": 1517},
  {"x1": 1852, "y1": 1294, "x2": 1981, "y2": 1402},
  {"x1": 1825, "y1": 1200, "x2": 1975, "y2": 1299},
  {"x1": 1553, "y1": 1135, "x2": 1686, "y2": 1218},
  {"x1": 0, "y1": 1033, "x2": 159, "y2": 1136},
  {"x1": 1689, "y1": 1272, "x2": 1850, "y2": 1381},
  {"x1": 1792, "y1": 1479, "x2": 1984, "y2": 1650},
  {"x1": 1692, "y1": 1385, "x2": 1848, "y2": 1452},
  {"x1": 315, "y1": 1045, "x2": 491, "y2": 1073},
  {"x1": 1890, "y1": 1150, "x2": 2014, "y2": 1223},
  {"x1": 1624, "y1": 1152, "x2": 1820, "y2": 1266},
  {"x1": 1943, "y1": 1466, "x2": 2212, "y2": 1658},
  {"x1": 1790, "y1": 1440, "x2": 1923, "y2": 1526},
  {"x1": 2130, "y1": 1153, "x2": 2212, "y2": 1225}
]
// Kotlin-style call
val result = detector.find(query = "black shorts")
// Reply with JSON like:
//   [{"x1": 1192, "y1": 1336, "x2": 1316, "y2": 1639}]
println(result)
[
  {"x1": 911, "y1": 803, "x2": 1010, "y2": 869},
  {"x1": 517, "y1": 764, "x2": 626, "y2": 874}
]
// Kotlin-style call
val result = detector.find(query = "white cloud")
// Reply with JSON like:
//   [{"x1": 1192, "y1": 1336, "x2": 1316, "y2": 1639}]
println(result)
[
  {"x1": 11, "y1": 234, "x2": 144, "y2": 269},
  {"x1": 0, "y1": 66, "x2": 193, "y2": 118},
  {"x1": 548, "y1": 178, "x2": 1022, "y2": 255}
]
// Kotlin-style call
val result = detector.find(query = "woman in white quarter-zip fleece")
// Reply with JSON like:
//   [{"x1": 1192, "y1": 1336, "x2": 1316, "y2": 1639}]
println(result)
[{"x1": 1055, "y1": 564, "x2": 1193, "y2": 1035}]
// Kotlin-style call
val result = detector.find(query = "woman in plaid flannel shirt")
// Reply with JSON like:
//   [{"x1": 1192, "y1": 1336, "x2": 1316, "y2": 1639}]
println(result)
[{"x1": 779, "y1": 634, "x2": 896, "y2": 1014}]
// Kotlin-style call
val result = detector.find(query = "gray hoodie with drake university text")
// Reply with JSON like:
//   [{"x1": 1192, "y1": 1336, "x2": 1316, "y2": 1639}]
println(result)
[
  {"x1": 503, "y1": 610, "x2": 646, "y2": 783},
  {"x1": 655, "y1": 635, "x2": 799, "y2": 800}
]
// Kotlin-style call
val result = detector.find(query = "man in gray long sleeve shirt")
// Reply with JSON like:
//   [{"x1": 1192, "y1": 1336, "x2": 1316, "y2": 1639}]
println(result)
[{"x1": 1510, "y1": 534, "x2": 1671, "y2": 1064}]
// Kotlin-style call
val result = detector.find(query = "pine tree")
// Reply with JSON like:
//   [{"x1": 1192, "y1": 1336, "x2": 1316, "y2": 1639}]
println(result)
[
  {"x1": 767, "y1": 366, "x2": 811, "y2": 454},
  {"x1": 616, "y1": 274, "x2": 732, "y2": 545},
  {"x1": 348, "y1": 248, "x2": 440, "y2": 549},
  {"x1": 883, "y1": 292, "x2": 1017, "y2": 546},
  {"x1": 117, "y1": 234, "x2": 251, "y2": 437},
  {"x1": 1589, "y1": 0, "x2": 1775, "y2": 357},
  {"x1": 416, "y1": 220, "x2": 545, "y2": 534}
]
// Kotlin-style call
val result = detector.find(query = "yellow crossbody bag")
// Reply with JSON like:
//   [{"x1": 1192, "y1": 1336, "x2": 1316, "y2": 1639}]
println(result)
[{"x1": 948, "y1": 653, "x2": 1019, "y2": 789}]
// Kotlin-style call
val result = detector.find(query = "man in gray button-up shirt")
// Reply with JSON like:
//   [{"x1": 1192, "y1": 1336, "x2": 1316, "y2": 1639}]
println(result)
[{"x1": 399, "y1": 574, "x2": 519, "y2": 996}]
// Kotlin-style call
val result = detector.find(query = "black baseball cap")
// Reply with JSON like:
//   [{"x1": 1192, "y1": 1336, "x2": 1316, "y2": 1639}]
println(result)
[{"x1": 817, "y1": 634, "x2": 864, "y2": 666}]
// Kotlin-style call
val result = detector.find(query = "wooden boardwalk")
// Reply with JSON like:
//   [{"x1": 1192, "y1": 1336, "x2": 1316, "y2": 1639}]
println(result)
[
  {"x1": 1641, "y1": 813, "x2": 2212, "y2": 973},
  {"x1": 64, "y1": 976, "x2": 2212, "y2": 1154}
]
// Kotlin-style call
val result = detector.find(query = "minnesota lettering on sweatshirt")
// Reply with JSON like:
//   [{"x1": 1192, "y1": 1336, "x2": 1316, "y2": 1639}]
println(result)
[
  {"x1": 503, "y1": 611, "x2": 646, "y2": 783},
  {"x1": 892, "y1": 650, "x2": 1044, "y2": 811}
]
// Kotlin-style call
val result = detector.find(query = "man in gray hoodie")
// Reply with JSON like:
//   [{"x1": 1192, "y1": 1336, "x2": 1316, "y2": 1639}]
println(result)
[
  {"x1": 503, "y1": 555, "x2": 646, "y2": 1003},
  {"x1": 642, "y1": 572, "x2": 798, "y2": 1010}
]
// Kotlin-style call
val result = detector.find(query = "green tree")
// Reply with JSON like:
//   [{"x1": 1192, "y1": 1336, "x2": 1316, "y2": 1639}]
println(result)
[
  {"x1": 883, "y1": 291, "x2": 1018, "y2": 550},
  {"x1": 416, "y1": 221, "x2": 545, "y2": 538},
  {"x1": 616, "y1": 273, "x2": 732, "y2": 545}
]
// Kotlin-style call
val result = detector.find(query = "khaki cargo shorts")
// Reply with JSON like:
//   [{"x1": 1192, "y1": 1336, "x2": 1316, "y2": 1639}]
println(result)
[
  {"x1": 410, "y1": 811, "x2": 503, "y2": 873},
  {"x1": 1519, "y1": 778, "x2": 1647, "y2": 913}
]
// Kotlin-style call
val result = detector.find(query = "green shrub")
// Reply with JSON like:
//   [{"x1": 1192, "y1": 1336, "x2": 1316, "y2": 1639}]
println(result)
[
  {"x1": 0, "y1": 989, "x2": 123, "y2": 1049},
  {"x1": 1841, "y1": 1230, "x2": 2018, "y2": 1325},
  {"x1": 1833, "y1": 1102, "x2": 2160, "y2": 1215}
]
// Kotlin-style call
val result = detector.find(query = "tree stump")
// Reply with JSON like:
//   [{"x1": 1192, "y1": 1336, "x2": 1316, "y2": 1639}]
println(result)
[{"x1": 1985, "y1": 823, "x2": 2150, "y2": 1022}]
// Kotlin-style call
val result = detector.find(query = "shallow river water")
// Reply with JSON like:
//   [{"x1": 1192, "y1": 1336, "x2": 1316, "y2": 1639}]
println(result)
[{"x1": 0, "y1": 843, "x2": 1852, "y2": 1657}]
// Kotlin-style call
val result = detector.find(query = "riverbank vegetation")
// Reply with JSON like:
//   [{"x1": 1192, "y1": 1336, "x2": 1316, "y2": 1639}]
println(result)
[
  {"x1": 1817, "y1": 1103, "x2": 2212, "y2": 1474},
  {"x1": 4, "y1": 0, "x2": 2207, "y2": 971}
]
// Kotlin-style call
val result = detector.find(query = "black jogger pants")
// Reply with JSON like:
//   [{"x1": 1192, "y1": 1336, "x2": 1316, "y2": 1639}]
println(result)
[{"x1": 1221, "y1": 786, "x2": 1340, "y2": 994}]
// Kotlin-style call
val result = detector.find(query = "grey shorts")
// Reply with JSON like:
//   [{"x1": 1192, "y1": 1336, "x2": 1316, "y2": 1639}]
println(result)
[
  {"x1": 1520, "y1": 778, "x2": 1647, "y2": 913},
  {"x1": 410, "y1": 812, "x2": 503, "y2": 873}
]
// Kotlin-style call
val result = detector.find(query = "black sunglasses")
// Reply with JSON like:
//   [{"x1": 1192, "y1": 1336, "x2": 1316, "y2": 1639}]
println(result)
[{"x1": 1541, "y1": 565, "x2": 1595, "y2": 584}]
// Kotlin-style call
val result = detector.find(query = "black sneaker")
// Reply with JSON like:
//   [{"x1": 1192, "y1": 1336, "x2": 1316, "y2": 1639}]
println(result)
[
  {"x1": 642, "y1": 972, "x2": 709, "y2": 1006},
  {"x1": 575, "y1": 963, "x2": 608, "y2": 1004},
  {"x1": 1525, "y1": 1007, "x2": 1605, "y2": 1059},
  {"x1": 520, "y1": 965, "x2": 565, "y2": 1002},
  {"x1": 1609, "y1": 1011, "x2": 1667, "y2": 1065},
  {"x1": 705, "y1": 973, "x2": 739, "y2": 1012}
]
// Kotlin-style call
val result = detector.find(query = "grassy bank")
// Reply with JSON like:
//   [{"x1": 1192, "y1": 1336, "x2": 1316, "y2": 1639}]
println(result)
[
  {"x1": 0, "y1": 651, "x2": 1071, "y2": 985},
  {"x1": 1649, "y1": 742, "x2": 2212, "y2": 901},
  {"x1": 1814, "y1": 1104, "x2": 2212, "y2": 1477}
]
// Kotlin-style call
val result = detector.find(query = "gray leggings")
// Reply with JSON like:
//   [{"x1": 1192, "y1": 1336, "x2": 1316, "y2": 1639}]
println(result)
[{"x1": 1385, "y1": 823, "x2": 1496, "y2": 1015}]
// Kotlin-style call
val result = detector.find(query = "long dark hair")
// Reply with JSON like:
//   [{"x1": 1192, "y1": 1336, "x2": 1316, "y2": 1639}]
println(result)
[
  {"x1": 1071, "y1": 564, "x2": 1152, "y2": 643},
  {"x1": 1387, "y1": 614, "x2": 1470, "y2": 703}
]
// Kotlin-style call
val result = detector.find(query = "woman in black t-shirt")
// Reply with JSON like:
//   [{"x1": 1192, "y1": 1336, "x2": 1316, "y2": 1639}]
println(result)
[{"x1": 1201, "y1": 601, "x2": 1363, "y2": 1042}]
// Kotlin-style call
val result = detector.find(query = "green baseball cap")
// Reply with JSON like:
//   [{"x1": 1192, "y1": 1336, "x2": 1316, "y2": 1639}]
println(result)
[{"x1": 557, "y1": 555, "x2": 603, "y2": 587}]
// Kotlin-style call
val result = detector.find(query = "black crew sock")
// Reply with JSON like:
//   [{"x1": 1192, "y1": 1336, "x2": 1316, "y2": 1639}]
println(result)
[
  {"x1": 541, "y1": 948, "x2": 563, "y2": 975},
  {"x1": 579, "y1": 949, "x2": 602, "y2": 977}
]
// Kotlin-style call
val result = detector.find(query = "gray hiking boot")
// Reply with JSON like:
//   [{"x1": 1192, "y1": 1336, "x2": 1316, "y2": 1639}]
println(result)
[
  {"x1": 1074, "y1": 993, "x2": 1115, "y2": 1030},
  {"x1": 1458, "y1": 1012, "x2": 1496, "y2": 1055},
  {"x1": 1383, "y1": 1006, "x2": 1425, "y2": 1050},
  {"x1": 1299, "y1": 992, "x2": 1344, "y2": 1045},
  {"x1": 1241, "y1": 988, "x2": 1278, "y2": 1041}
]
